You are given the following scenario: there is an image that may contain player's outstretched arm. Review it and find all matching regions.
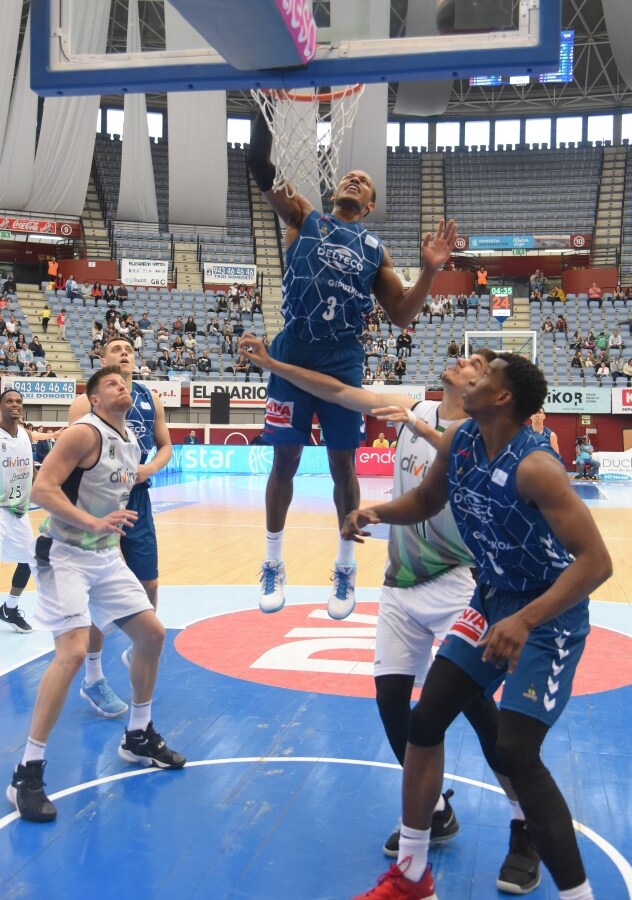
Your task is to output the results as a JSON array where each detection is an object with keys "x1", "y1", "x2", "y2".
[
  {"x1": 372, "y1": 218, "x2": 458, "y2": 327},
  {"x1": 371, "y1": 405, "x2": 456, "y2": 449},
  {"x1": 238, "y1": 334, "x2": 414, "y2": 414},
  {"x1": 247, "y1": 107, "x2": 312, "y2": 234},
  {"x1": 479, "y1": 451, "x2": 612, "y2": 673},
  {"x1": 341, "y1": 425, "x2": 455, "y2": 542},
  {"x1": 136, "y1": 393, "x2": 172, "y2": 484}
]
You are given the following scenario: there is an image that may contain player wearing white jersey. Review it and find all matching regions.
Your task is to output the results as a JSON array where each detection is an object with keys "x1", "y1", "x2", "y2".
[
  {"x1": 238, "y1": 335, "x2": 541, "y2": 895},
  {"x1": 7, "y1": 366, "x2": 185, "y2": 824},
  {"x1": 0, "y1": 389, "x2": 36, "y2": 634}
]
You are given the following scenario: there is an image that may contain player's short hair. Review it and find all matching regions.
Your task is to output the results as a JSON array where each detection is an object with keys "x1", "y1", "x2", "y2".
[
  {"x1": 0, "y1": 387, "x2": 23, "y2": 402},
  {"x1": 85, "y1": 365, "x2": 122, "y2": 402},
  {"x1": 496, "y1": 353, "x2": 547, "y2": 422},
  {"x1": 100, "y1": 335, "x2": 134, "y2": 356},
  {"x1": 474, "y1": 348, "x2": 496, "y2": 364}
]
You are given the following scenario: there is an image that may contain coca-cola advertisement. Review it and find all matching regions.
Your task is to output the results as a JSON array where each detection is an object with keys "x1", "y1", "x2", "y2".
[{"x1": 0, "y1": 217, "x2": 80, "y2": 238}]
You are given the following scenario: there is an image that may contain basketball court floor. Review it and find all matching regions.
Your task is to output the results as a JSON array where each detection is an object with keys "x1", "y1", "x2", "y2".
[{"x1": 0, "y1": 472, "x2": 630, "y2": 899}]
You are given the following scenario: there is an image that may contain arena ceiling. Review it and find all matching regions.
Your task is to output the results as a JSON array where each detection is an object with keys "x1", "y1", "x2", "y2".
[{"x1": 17, "y1": 0, "x2": 632, "y2": 119}]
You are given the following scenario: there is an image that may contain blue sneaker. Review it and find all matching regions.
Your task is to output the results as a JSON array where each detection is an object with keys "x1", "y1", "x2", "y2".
[
  {"x1": 328, "y1": 562, "x2": 357, "y2": 620},
  {"x1": 80, "y1": 677, "x2": 128, "y2": 718}
]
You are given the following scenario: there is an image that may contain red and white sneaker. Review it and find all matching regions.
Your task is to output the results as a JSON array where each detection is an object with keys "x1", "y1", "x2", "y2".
[{"x1": 352, "y1": 862, "x2": 437, "y2": 899}]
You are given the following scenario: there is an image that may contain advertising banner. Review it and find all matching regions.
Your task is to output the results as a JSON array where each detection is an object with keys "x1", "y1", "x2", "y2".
[
  {"x1": 0, "y1": 216, "x2": 81, "y2": 238},
  {"x1": 141, "y1": 380, "x2": 181, "y2": 407},
  {"x1": 121, "y1": 259, "x2": 169, "y2": 286},
  {"x1": 1, "y1": 377, "x2": 76, "y2": 405},
  {"x1": 594, "y1": 449, "x2": 632, "y2": 481},
  {"x1": 611, "y1": 387, "x2": 632, "y2": 414},
  {"x1": 544, "y1": 386, "x2": 611, "y2": 414},
  {"x1": 203, "y1": 263, "x2": 257, "y2": 284},
  {"x1": 463, "y1": 234, "x2": 592, "y2": 252},
  {"x1": 190, "y1": 380, "x2": 268, "y2": 408}
]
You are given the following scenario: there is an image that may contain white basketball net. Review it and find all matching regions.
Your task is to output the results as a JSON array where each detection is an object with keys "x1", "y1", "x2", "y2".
[{"x1": 250, "y1": 85, "x2": 365, "y2": 198}]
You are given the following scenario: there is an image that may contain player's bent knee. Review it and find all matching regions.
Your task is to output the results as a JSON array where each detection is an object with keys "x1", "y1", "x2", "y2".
[
  {"x1": 11, "y1": 562, "x2": 31, "y2": 591},
  {"x1": 408, "y1": 701, "x2": 447, "y2": 747}
]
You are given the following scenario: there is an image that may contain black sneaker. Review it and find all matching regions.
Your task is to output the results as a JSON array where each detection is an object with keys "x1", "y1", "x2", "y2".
[
  {"x1": 382, "y1": 789, "x2": 460, "y2": 858},
  {"x1": 118, "y1": 721, "x2": 186, "y2": 770},
  {"x1": 6, "y1": 760, "x2": 57, "y2": 822},
  {"x1": 0, "y1": 603, "x2": 32, "y2": 633},
  {"x1": 496, "y1": 820, "x2": 541, "y2": 895}
]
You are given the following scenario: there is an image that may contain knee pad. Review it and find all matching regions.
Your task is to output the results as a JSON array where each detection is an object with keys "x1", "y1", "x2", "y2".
[{"x1": 11, "y1": 562, "x2": 31, "y2": 591}]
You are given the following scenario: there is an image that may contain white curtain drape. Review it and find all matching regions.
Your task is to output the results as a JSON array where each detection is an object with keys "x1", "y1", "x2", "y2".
[
  {"x1": 394, "y1": 0, "x2": 453, "y2": 117},
  {"x1": 0, "y1": 0, "x2": 23, "y2": 146},
  {"x1": 117, "y1": 0, "x2": 159, "y2": 223},
  {"x1": 25, "y1": 0, "x2": 110, "y2": 215},
  {"x1": 0, "y1": 15, "x2": 38, "y2": 209},
  {"x1": 603, "y1": 0, "x2": 632, "y2": 91},
  {"x1": 165, "y1": 1, "x2": 227, "y2": 226},
  {"x1": 332, "y1": 0, "x2": 389, "y2": 220}
]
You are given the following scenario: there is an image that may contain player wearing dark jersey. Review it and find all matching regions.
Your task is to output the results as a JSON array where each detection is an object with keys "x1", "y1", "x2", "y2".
[
  {"x1": 248, "y1": 105, "x2": 457, "y2": 621},
  {"x1": 344, "y1": 354, "x2": 611, "y2": 900},
  {"x1": 528, "y1": 407, "x2": 559, "y2": 455},
  {"x1": 68, "y1": 337, "x2": 172, "y2": 718}
]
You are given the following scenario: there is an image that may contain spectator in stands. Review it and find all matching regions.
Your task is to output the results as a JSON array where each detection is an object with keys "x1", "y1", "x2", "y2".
[
  {"x1": 185, "y1": 348, "x2": 198, "y2": 375},
  {"x1": 156, "y1": 324, "x2": 170, "y2": 350},
  {"x1": 28, "y1": 336, "x2": 46, "y2": 365},
  {"x1": 138, "y1": 312, "x2": 153, "y2": 332},
  {"x1": 42, "y1": 363, "x2": 57, "y2": 377},
  {"x1": 235, "y1": 355, "x2": 250, "y2": 377},
  {"x1": 608, "y1": 329, "x2": 623, "y2": 354},
  {"x1": 548, "y1": 286, "x2": 566, "y2": 304},
  {"x1": 576, "y1": 436, "x2": 600, "y2": 479},
  {"x1": 396, "y1": 328, "x2": 412, "y2": 358},
  {"x1": 570, "y1": 349, "x2": 584, "y2": 376},
  {"x1": 455, "y1": 293, "x2": 467, "y2": 316},
  {"x1": 115, "y1": 314, "x2": 130, "y2": 337},
  {"x1": 172, "y1": 335, "x2": 185, "y2": 353},
  {"x1": 132, "y1": 329, "x2": 143, "y2": 352},
  {"x1": 116, "y1": 284, "x2": 128, "y2": 306},
  {"x1": 623, "y1": 358, "x2": 632, "y2": 385},
  {"x1": 4, "y1": 340, "x2": 18, "y2": 369},
  {"x1": 447, "y1": 339, "x2": 459, "y2": 358},
  {"x1": 103, "y1": 284, "x2": 116, "y2": 304},
  {"x1": 467, "y1": 290, "x2": 479, "y2": 311},
  {"x1": 542, "y1": 317, "x2": 554, "y2": 334},
  {"x1": 251, "y1": 293, "x2": 263, "y2": 316},
  {"x1": 91, "y1": 282, "x2": 102, "y2": 307},
  {"x1": 5, "y1": 315, "x2": 19, "y2": 338},
  {"x1": 80, "y1": 281, "x2": 91, "y2": 307},
  {"x1": 17, "y1": 341, "x2": 33, "y2": 372},
  {"x1": 385, "y1": 331, "x2": 397, "y2": 354},
  {"x1": 105, "y1": 304, "x2": 117, "y2": 326},
  {"x1": 26, "y1": 362, "x2": 38, "y2": 377},
  {"x1": 55, "y1": 273, "x2": 66, "y2": 291},
  {"x1": 184, "y1": 332, "x2": 197, "y2": 353},
  {"x1": 92, "y1": 321, "x2": 104, "y2": 342},
  {"x1": 394, "y1": 358, "x2": 407, "y2": 380},
  {"x1": 157, "y1": 349, "x2": 172, "y2": 373},
  {"x1": 262, "y1": 333, "x2": 270, "y2": 349},
  {"x1": 362, "y1": 366, "x2": 373, "y2": 385},
  {"x1": 216, "y1": 293, "x2": 228, "y2": 313},
  {"x1": 386, "y1": 370, "x2": 400, "y2": 385},
  {"x1": 221, "y1": 333, "x2": 233, "y2": 356},
  {"x1": 372, "y1": 432, "x2": 390, "y2": 448},
  {"x1": 0, "y1": 345, "x2": 5, "y2": 369},
  {"x1": 476, "y1": 265, "x2": 488, "y2": 297},
  {"x1": 582, "y1": 330, "x2": 595, "y2": 352},
  {"x1": 232, "y1": 320, "x2": 245, "y2": 340},
  {"x1": 587, "y1": 282, "x2": 603, "y2": 308},
  {"x1": 39, "y1": 303, "x2": 51, "y2": 334},
  {"x1": 569, "y1": 329, "x2": 583, "y2": 350},
  {"x1": 441, "y1": 295, "x2": 453, "y2": 317},
  {"x1": 172, "y1": 316, "x2": 184, "y2": 336},
  {"x1": 374, "y1": 364, "x2": 386, "y2": 384},
  {"x1": 170, "y1": 348, "x2": 186, "y2": 372},
  {"x1": 56, "y1": 308, "x2": 67, "y2": 340},
  {"x1": 428, "y1": 297, "x2": 444, "y2": 323},
  {"x1": 529, "y1": 287, "x2": 543, "y2": 307},
  {"x1": 137, "y1": 357, "x2": 152, "y2": 380},
  {"x1": 184, "y1": 430, "x2": 200, "y2": 445},
  {"x1": 381, "y1": 355, "x2": 395, "y2": 378},
  {"x1": 3, "y1": 275, "x2": 17, "y2": 297},
  {"x1": 89, "y1": 341, "x2": 103, "y2": 369},
  {"x1": 197, "y1": 350, "x2": 212, "y2": 375},
  {"x1": 228, "y1": 282, "x2": 239, "y2": 301},
  {"x1": 529, "y1": 268, "x2": 547, "y2": 295},
  {"x1": 184, "y1": 316, "x2": 197, "y2": 336},
  {"x1": 596, "y1": 331, "x2": 609, "y2": 353},
  {"x1": 610, "y1": 357, "x2": 625, "y2": 383},
  {"x1": 247, "y1": 357, "x2": 264, "y2": 382},
  {"x1": 0, "y1": 314, "x2": 5, "y2": 337},
  {"x1": 65, "y1": 275, "x2": 79, "y2": 302},
  {"x1": 611, "y1": 284, "x2": 624, "y2": 305},
  {"x1": 584, "y1": 349, "x2": 596, "y2": 369},
  {"x1": 555, "y1": 315, "x2": 568, "y2": 336},
  {"x1": 207, "y1": 317, "x2": 220, "y2": 336}
]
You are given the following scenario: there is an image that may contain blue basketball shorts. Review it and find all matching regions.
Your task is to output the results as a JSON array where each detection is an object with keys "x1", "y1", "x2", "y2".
[
  {"x1": 120, "y1": 484, "x2": 159, "y2": 583},
  {"x1": 436, "y1": 583, "x2": 590, "y2": 727},
  {"x1": 264, "y1": 330, "x2": 365, "y2": 450}
]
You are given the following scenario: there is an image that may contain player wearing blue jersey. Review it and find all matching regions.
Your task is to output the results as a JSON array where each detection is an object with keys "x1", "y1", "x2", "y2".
[
  {"x1": 68, "y1": 337, "x2": 172, "y2": 718},
  {"x1": 343, "y1": 354, "x2": 611, "y2": 900},
  {"x1": 248, "y1": 107, "x2": 457, "y2": 620},
  {"x1": 528, "y1": 407, "x2": 559, "y2": 454}
]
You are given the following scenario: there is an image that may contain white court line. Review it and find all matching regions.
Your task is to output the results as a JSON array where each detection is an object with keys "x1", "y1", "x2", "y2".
[{"x1": 0, "y1": 757, "x2": 630, "y2": 896}]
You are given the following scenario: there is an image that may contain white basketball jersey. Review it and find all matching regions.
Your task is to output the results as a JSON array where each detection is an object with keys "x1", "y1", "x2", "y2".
[{"x1": 0, "y1": 425, "x2": 33, "y2": 516}]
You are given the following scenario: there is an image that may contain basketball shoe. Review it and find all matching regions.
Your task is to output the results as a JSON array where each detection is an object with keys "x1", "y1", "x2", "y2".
[
  {"x1": 259, "y1": 559, "x2": 286, "y2": 613},
  {"x1": 496, "y1": 820, "x2": 541, "y2": 894},
  {"x1": 6, "y1": 760, "x2": 57, "y2": 822},
  {"x1": 80, "y1": 677, "x2": 128, "y2": 718},
  {"x1": 118, "y1": 721, "x2": 186, "y2": 769},
  {"x1": 383, "y1": 790, "x2": 459, "y2": 858},
  {"x1": 328, "y1": 562, "x2": 357, "y2": 619},
  {"x1": 352, "y1": 861, "x2": 437, "y2": 900},
  {"x1": 0, "y1": 603, "x2": 32, "y2": 633}
]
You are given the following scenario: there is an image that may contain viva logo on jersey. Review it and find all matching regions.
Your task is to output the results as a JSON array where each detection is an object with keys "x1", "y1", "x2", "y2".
[
  {"x1": 449, "y1": 607, "x2": 488, "y2": 647},
  {"x1": 265, "y1": 398, "x2": 294, "y2": 428}
]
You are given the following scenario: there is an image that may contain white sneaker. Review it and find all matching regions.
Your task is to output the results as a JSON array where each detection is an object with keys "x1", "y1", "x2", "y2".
[
  {"x1": 259, "y1": 560, "x2": 287, "y2": 613},
  {"x1": 328, "y1": 562, "x2": 357, "y2": 620}
]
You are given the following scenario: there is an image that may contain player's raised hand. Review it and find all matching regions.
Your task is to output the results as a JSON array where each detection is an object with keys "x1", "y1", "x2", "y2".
[
  {"x1": 238, "y1": 333, "x2": 271, "y2": 368},
  {"x1": 421, "y1": 218, "x2": 458, "y2": 272},
  {"x1": 371, "y1": 405, "x2": 410, "y2": 424},
  {"x1": 341, "y1": 508, "x2": 381, "y2": 543}
]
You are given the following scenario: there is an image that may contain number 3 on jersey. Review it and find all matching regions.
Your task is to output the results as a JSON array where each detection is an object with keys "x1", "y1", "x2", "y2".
[{"x1": 322, "y1": 296, "x2": 337, "y2": 321}]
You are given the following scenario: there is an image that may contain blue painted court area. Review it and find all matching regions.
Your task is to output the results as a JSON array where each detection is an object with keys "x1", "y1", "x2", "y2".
[{"x1": 1, "y1": 474, "x2": 631, "y2": 899}]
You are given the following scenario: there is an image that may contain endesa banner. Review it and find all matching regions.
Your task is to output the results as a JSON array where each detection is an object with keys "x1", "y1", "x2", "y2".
[
  {"x1": 121, "y1": 259, "x2": 168, "y2": 286},
  {"x1": 203, "y1": 263, "x2": 257, "y2": 284},
  {"x1": 356, "y1": 448, "x2": 396, "y2": 476}
]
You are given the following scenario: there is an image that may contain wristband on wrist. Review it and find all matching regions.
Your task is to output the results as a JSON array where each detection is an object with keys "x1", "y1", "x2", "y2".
[{"x1": 405, "y1": 408, "x2": 418, "y2": 431}]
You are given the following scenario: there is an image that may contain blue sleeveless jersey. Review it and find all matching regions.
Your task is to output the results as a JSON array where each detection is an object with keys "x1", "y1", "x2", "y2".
[
  {"x1": 126, "y1": 382, "x2": 156, "y2": 465},
  {"x1": 282, "y1": 211, "x2": 383, "y2": 344},
  {"x1": 526, "y1": 425, "x2": 552, "y2": 444},
  {"x1": 448, "y1": 420, "x2": 573, "y2": 592}
]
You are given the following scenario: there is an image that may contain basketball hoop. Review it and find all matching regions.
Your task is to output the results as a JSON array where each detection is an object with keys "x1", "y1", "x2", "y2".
[{"x1": 250, "y1": 84, "x2": 365, "y2": 198}]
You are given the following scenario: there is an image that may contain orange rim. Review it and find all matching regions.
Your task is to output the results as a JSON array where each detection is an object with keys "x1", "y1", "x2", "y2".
[{"x1": 259, "y1": 84, "x2": 363, "y2": 102}]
